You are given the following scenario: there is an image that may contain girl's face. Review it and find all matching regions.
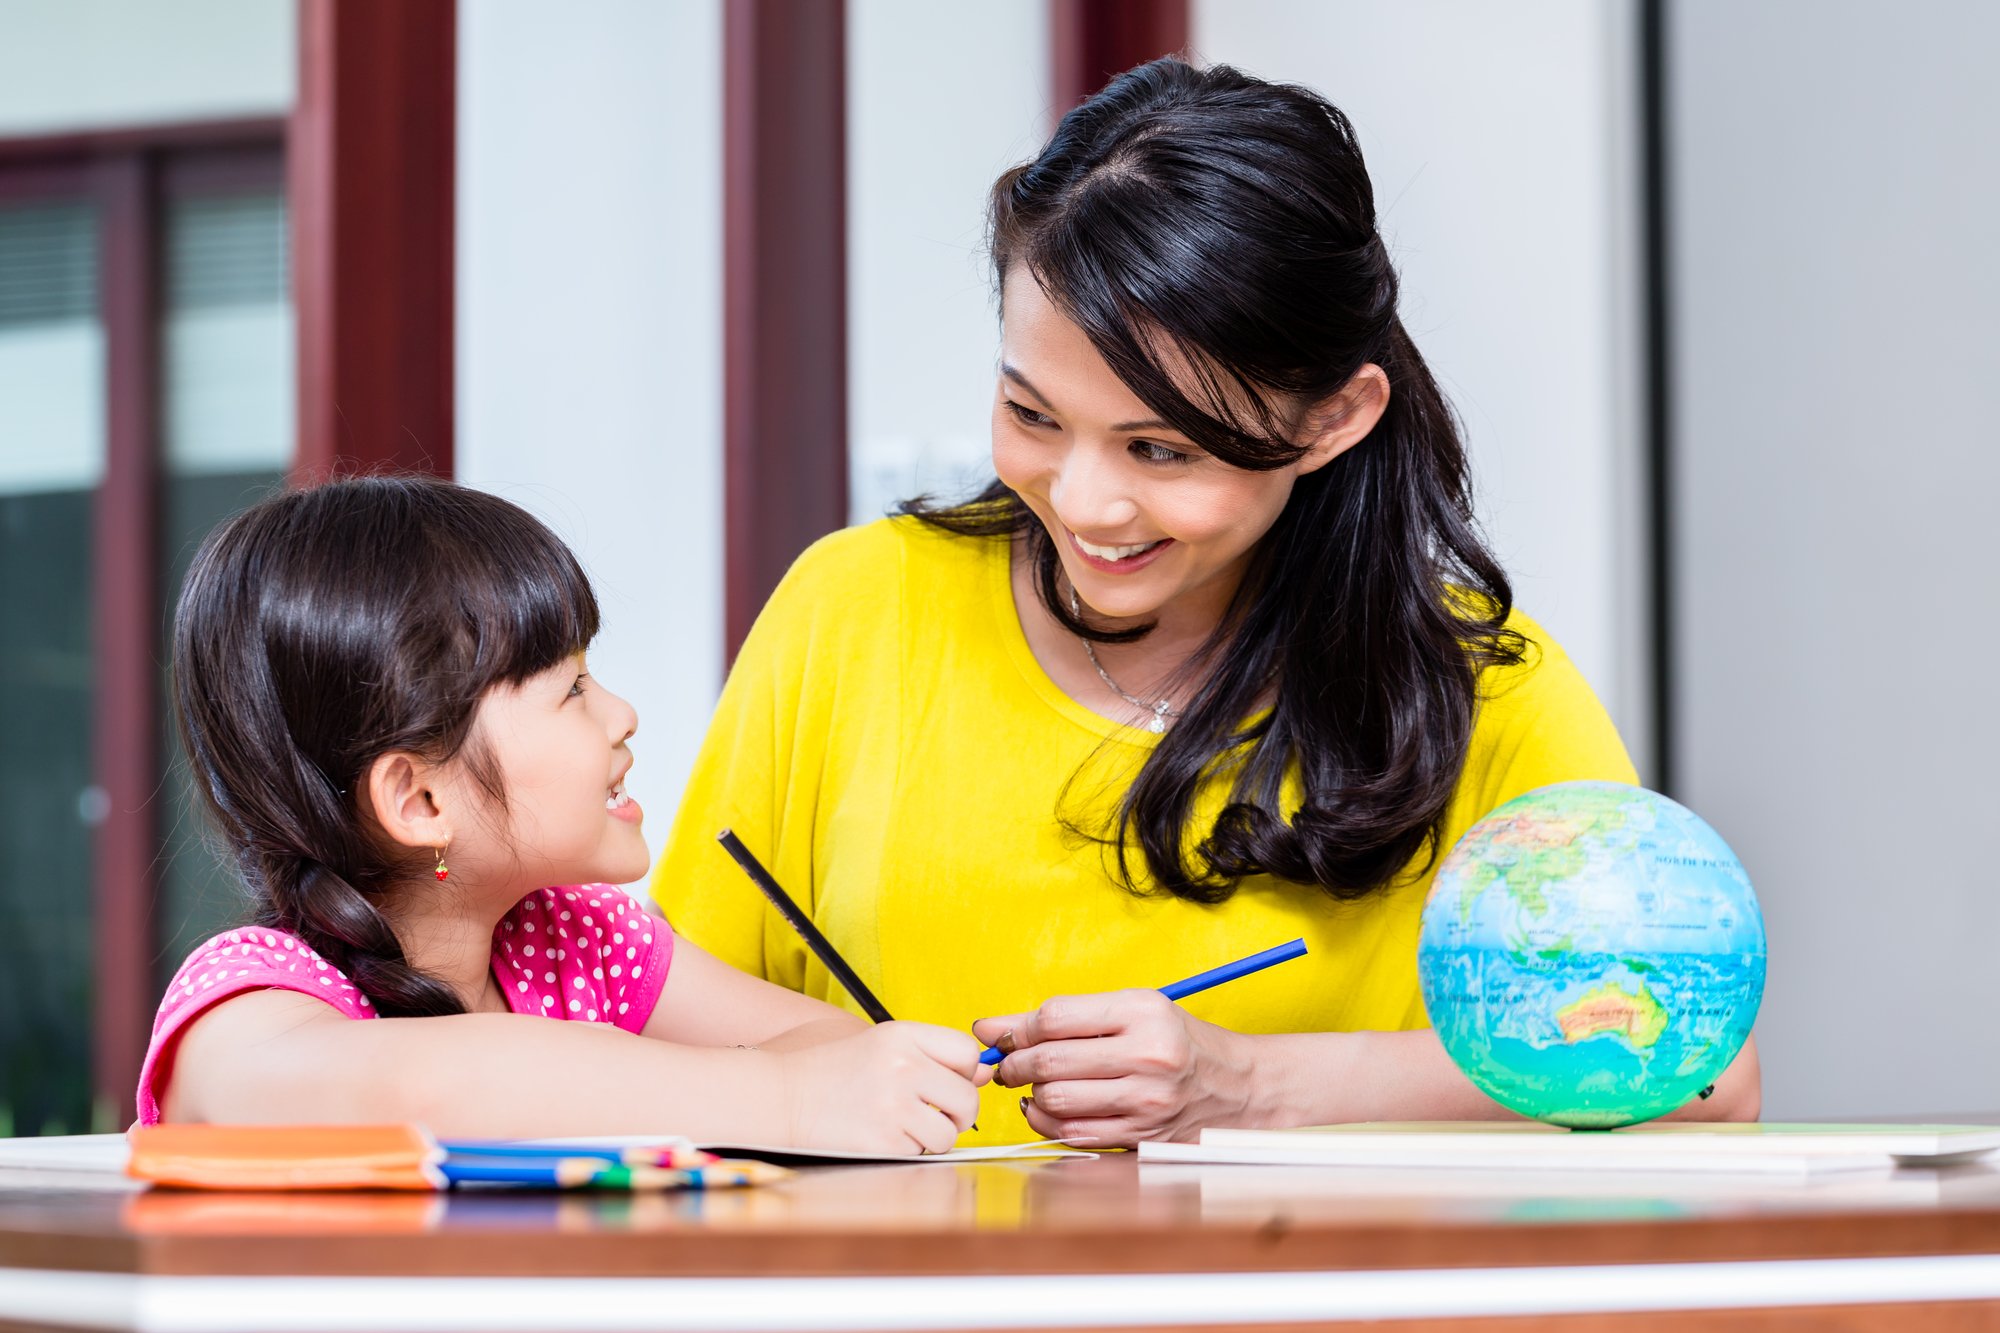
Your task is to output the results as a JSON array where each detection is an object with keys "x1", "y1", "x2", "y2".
[
  {"x1": 990, "y1": 268, "x2": 1344, "y2": 627},
  {"x1": 453, "y1": 656, "x2": 649, "y2": 892}
]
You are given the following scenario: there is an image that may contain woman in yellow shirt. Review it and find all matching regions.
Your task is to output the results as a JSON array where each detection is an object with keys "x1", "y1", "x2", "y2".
[{"x1": 654, "y1": 58, "x2": 1759, "y2": 1146}]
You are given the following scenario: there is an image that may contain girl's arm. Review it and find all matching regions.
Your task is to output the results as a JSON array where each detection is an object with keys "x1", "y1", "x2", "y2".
[
  {"x1": 975, "y1": 991, "x2": 1759, "y2": 1146},
  {"x1": 639, "y1": 933, "x2": 868, "y2": 1050},
  {"x1": 165, "y1": 989, "x2": 978, "y2": 1151}
]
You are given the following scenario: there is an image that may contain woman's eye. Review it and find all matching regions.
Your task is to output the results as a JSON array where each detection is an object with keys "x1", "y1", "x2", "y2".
[
  {"x1": 568, "y1": 674, "x2": 588, "y2": 699},
  {"x1": 1004, "y1": 399, "x2": 1055, "y2": 429},
  {"x1": 1132, "y1": 440, "x2": 1192, "y2": 465}
]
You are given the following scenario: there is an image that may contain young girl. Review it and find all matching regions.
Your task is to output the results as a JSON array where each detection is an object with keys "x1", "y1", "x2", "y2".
[{"x1": 141, "y1": 476, "x2": 987, "y2": 1153}]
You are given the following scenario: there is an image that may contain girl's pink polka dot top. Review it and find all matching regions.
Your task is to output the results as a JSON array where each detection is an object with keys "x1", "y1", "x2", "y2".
[{"x1": 136, "y1": 885, "x2": 673, "y2": 1125}]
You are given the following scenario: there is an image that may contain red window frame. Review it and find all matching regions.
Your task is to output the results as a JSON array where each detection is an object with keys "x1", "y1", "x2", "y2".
[
  {"x1": 0, "y1": 121, "x2": 285, "y2": 1116},
  {"x1": 0, "y1": 0, "x2": 455, "y2": 1115}
]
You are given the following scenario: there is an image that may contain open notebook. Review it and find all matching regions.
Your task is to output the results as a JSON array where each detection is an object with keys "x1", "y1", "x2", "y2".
[
  {"x1": 0, "y1": 1131, "x2": 1089, "y2": 1184},
  {"x1": 512, "y1": 1135, "x2": 1092, "y2": 1165},
  {"x1": 1135, "y1": 1121, "x2": 2000, "y2": 1176}
]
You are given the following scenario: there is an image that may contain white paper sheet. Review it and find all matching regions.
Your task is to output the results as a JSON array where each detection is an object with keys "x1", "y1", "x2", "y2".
[
  {"x1": 515, "y1": 1135, "x2": 1094, "y2": 1164},
  {"x1": 0, "y1": 1133, "x2": 129, "y2": 1173}
]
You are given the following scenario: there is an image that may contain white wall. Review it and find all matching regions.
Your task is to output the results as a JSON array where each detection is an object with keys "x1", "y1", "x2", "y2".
[
  {"x1": 455, "y1": 0, "x2": 725, "y2": 868},
  {"x1": 1670, "y1": 0, "x2": 2000, "y2": 1117},
  {"x1": 845, "y1": 0, "x2": 1051, "y2": 522},
  {"x1": 450, "y1": 0, "x2": 1655, "y2": 880},
  {"x1": 0, "y1": 0, "x2": 292, "y2": 136},
  {"x1": 1190, "y1": 0, "x2": 1654, "y2": 777}
]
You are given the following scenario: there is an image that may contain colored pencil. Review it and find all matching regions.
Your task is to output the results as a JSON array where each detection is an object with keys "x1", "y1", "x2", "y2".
[
  {"x1": 1159, "y1": 937, "x2": 1310, "y2": 1002},
  {"x1": 439, "y1": 1155, "x2": 643, "y2": 1188},
  {"x1": 979, "y1": 937, "x2": 1309, "y2": 1066},
  {"x1": 717, "y1": 828, "x2": 896, "y2": 1024},
  {"x1": 440, "y1": 1140, "x2": 707, "y2": 1168}
]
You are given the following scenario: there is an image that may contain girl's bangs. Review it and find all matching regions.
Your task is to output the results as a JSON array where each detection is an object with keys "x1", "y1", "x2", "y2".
[{"x1": 452, "y1": 514, "x2": 602, "y2": 689}]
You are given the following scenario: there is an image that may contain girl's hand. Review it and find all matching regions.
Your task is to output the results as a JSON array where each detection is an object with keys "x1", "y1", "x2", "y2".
[
  {"x1": 775, "y1": 1021, "x2": 990, "y2": 1155},
  {"x1": 973, "y1": 990, "x2": 1254, "y2": 1147}
]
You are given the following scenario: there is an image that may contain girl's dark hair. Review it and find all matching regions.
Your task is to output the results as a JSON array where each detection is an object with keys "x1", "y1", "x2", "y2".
[
  {"x1": 904, "y1": 57, "x2": 1524, "y2": 904},
  {"x1": 172, "y1": 475, "x2": 600, "y2": 1015}
]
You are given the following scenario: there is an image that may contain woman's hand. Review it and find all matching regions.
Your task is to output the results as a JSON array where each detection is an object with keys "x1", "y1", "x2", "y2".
[
  {"x1": 973, "y1": 990, "x2": 1255, "y2": 1147},
  {"x1": 775, "y1": 1021, "x2": 991, "y2": 1155}
]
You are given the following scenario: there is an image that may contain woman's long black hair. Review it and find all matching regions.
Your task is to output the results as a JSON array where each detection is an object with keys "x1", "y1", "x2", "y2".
[
  {"x1": 171, "y1": 476, "x2": 600, "y2": 1014},
  {"x1": 905, "y1": 58, "x2": 1525, "y2": 904}
]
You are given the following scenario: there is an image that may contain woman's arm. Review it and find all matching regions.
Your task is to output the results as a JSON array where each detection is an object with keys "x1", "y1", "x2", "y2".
[
  {"x1": 166, "y1": 989, "x2": 978, "y2": 1152},
  {"x1": 1248, "y1": 1027, "x2": 1759, "y2": 1125},
  {"x1": 975, "y1": 992, "x2": 1759, "y2": 1145}
]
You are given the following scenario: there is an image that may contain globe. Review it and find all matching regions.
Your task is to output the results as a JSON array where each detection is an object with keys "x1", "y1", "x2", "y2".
[{"x1": 1416, "y1": 781, "x2": 1765, "y2": 1129}]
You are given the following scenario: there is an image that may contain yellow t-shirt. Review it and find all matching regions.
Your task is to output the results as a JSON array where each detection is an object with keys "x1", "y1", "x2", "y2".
[{"x1": 652, "y1": 517, "x2": 1637, "y2": 1142}]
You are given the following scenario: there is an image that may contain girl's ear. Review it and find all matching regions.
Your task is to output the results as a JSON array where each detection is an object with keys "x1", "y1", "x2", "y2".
[
  {"x1": 363, "y1": 750, "x2": 453, "y2": 852},
  {"x1": 1295, "y1": 363, "x2": 1390, "y2": 476}
]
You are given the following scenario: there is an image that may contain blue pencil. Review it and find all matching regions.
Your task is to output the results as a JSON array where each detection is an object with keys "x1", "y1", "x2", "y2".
[
  {"x1": 439, "y1": 1155, "x2": 618, "y2": 1187},
  {"x1": 441, "y1": 1140, "x2": 627, "y2": 1164},
  {"x1": 978, "y1": 937, "x2": 1308, "y2": 1066}
]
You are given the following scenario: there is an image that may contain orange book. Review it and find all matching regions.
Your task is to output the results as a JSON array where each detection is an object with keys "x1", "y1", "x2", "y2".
[{"x1": 127, "y1": 1124, "x2": 446, "y2": 1191}]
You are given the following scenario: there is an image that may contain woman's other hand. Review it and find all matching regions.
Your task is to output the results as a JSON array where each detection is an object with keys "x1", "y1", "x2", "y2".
[
  {"x1": 776, "y1": 1021, "x2": 991, "y2": 1155},
  {"x1": 973, "y1": 990, "x2": 1253, "y2": 1147}
]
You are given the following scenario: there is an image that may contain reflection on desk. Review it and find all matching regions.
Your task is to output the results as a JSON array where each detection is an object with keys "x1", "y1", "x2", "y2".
[{"x1": 6, "y1": 1142, "x2": 2000, "y2": 1330}]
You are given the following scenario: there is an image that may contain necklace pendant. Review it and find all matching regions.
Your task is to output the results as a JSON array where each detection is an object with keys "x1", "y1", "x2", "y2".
[{"x1": 1149, "y1": 706, "x2": 1169, "y2": 734}]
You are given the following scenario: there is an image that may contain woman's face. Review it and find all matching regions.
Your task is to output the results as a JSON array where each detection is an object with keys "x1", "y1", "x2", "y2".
[{"x1": 990, "y1": 268, "x2": 1355, "y2": 627}]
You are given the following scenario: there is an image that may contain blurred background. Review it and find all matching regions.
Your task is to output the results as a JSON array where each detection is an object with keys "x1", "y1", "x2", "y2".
[{"x1": 0, "y1": 0, "x2": 1992, "y2": 1135}]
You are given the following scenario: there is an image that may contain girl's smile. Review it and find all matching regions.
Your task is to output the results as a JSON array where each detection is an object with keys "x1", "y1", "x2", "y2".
[{"x1": 607, "y1": 770, "x2": 642, "y2": 823}]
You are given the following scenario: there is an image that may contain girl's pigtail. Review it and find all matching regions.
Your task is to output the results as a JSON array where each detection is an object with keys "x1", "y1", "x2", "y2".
[{"x1": 263, "y1": 853, "x2": 464, "y2": 1018}]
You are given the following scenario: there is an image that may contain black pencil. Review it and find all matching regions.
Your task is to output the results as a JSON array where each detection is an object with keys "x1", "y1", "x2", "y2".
[{"x1": 716, "y1": 828, "x2": 895, "y2": 1024}]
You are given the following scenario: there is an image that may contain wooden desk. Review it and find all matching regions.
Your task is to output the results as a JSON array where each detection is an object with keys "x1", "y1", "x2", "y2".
[{"x1": 5, "y1": 1153, "x2": 2000, "y2": 1331}]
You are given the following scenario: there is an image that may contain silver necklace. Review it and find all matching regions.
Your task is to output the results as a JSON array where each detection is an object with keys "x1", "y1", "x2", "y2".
[{"x1": 1069, "y1": 587, "x2": 1181, "y2": 733}]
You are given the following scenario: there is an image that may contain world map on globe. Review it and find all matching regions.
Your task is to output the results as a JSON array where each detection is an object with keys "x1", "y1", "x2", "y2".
[{"x1": 1417, "y1": 781, "x2": 1766, "y2": 1128}]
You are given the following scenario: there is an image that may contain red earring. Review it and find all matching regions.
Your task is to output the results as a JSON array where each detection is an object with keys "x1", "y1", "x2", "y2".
[{"x1": 434, "y1": 844, "x2": 449, "y2": 882}]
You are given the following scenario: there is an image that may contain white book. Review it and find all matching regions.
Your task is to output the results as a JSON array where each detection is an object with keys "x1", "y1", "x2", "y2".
[
  {"x1": 1143, "y1": 1159, "x2": 2000, "y2": 1205},
  {"x1": 1137, "y1": 1121, "x2": 2000, "y2": 1176}
]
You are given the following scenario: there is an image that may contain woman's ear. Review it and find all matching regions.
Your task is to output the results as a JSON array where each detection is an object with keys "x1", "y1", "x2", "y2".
[
  {"x1": 1295, "y1": 363, "x2": 1390, "y2": 475},
  {"x1": 363, "y1": 751, "x2": 453, "y2": 853}
]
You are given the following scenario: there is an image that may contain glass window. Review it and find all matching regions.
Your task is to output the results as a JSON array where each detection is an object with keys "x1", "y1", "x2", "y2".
[
  {"x1": 0, "y1": 195, "x2": 103, "y2": 1136},
  {"x1": 0, "y1": 145, "x2": 289, "y2": 1135},
  {"x1": 156, "y1": 179, "x2": 293, "y2": 982}
]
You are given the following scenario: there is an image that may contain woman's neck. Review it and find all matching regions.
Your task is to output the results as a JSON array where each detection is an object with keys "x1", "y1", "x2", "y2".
[
  {"x1": 387, "y1": 883, "x2": 514, "y2": 1013},
  {"x1": 1011, "y1": 537, "x2": 1247, "y2": 727}
]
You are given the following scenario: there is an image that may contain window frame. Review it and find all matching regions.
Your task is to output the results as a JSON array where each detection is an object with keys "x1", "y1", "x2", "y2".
[{"x1": 0, "y1": 119, "x2": 284, "y2": 1121}]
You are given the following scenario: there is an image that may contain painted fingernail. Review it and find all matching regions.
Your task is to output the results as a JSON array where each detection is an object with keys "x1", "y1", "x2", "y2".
[
  {"x1": 1018, "y1": 1095, "x2": 1034, "y2": 1117},
  {"x1": 997, "y1": 1029, "x2": 1017, "y2": 1054}
]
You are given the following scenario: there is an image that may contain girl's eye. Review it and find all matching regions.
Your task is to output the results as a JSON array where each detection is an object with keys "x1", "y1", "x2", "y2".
[
  {"x1": 1132, "y1": 440, "x2": 1193, "y2": 465},
  {"x1": 1004, "y1": 399, "x2": 1055, "y2": 429},
  {"x1": 567, "y1": 674, "x2": 588, "y2": 699}
]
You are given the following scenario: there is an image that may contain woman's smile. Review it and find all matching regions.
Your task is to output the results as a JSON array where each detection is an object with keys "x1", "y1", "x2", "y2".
[{"x1": 1067, "y1": 528, "x2": 1174, "y2": 574}]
